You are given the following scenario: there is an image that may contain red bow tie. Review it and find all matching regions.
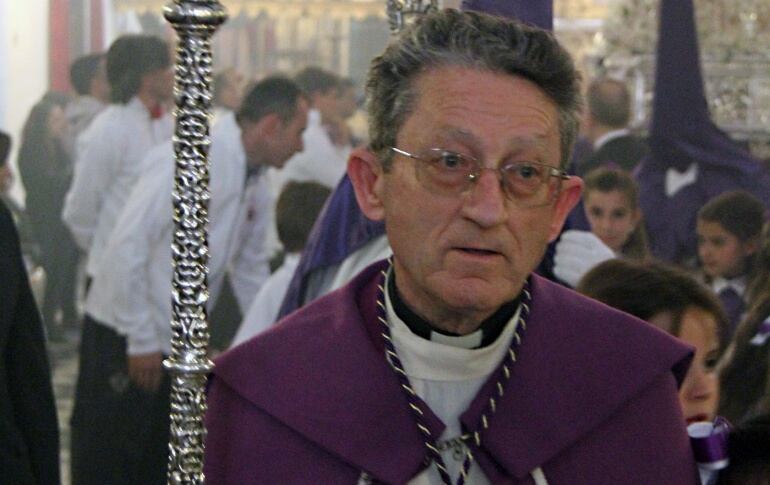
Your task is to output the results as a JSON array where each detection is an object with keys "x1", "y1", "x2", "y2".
[{"x1": 149, "y1": 104, "x2": 164, "y2": 120}]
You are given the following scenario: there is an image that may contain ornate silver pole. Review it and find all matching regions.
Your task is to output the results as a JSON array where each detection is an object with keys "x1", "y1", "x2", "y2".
[
  {"x1": 162, "y1": 1, "x2": 227, "y2": 483},
  {"x1": 386, "y1": 0, "x2": 439, "y2": 33}
]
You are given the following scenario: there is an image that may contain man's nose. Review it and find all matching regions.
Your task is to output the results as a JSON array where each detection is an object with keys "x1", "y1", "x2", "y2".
[{"x1": 461, "y1": 169, "x2": 507, "y2": 228}]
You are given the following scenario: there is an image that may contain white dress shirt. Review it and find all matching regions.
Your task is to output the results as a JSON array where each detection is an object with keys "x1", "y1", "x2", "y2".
[
  {"x1": 63, "y1": 97, "x2": 172, "y2": 277},
  {"x1": 711, "y1": 276, "x2": 747, "y2": 298},
  {"x1": 85, "y1": 113, "x2": 271, "y2": 355},
  {"x1": 231, "y1": 253, "x2": 301, "y2": 347}
]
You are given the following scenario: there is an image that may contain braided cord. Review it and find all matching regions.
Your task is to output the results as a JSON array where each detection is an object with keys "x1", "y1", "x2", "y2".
[{"x1": 376, "y1": 264, "x2": 531, "y2": 485}]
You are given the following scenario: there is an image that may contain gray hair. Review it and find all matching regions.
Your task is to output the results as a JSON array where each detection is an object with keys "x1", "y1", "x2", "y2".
[{"x1": 366, "y1": 9, "x2": 582, "y2": 170}]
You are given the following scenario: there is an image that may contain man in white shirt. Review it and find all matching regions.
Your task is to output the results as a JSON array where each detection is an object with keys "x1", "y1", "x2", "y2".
[
  {"x1": 70, "y1": 76, "x2": 308, "y2": 484},
  {"x1": 65, "y1": 53, "x2": 109, "y2": 159},
  {"x1": 270, "y1": 66, "x2": 350, "y2": 191},
  {"x1": 62, "y1": 35, "x2": 174, "y2": 291}
]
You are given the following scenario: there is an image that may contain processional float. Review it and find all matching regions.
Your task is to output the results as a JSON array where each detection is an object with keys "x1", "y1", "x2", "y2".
[{"x1": 162, "y1": 0, "x2": 436, "y2": 483}]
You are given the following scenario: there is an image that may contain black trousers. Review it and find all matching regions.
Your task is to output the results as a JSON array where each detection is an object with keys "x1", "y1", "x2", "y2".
[
  {"x1": 70, "y1": 317, "x2": 170, "y2": 485},
  {"x1": 35, "y1": 221, "x2": 79, "y2": 332}
]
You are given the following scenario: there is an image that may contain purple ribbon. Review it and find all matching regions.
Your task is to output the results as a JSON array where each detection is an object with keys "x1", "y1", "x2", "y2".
[
  {"x1": 750, "y1": 318, "x2": 770, "y2": 346},
  {"x1": 688, "y1": 417, "x2": 730, "y2": 468}
]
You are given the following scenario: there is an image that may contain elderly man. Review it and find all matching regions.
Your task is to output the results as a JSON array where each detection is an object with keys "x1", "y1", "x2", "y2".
[{"x1": 205, "y1": 10, "x2": 697, "y2": 484}]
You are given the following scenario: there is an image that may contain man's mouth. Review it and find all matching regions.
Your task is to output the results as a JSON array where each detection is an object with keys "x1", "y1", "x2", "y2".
[{"x1": 456, "y1": 247, "x2": 500, "y2": 256}]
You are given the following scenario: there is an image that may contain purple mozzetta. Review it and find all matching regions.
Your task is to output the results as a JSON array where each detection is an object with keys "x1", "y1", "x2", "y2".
[{"x1": 205, "y1": 260, "x2": 698, "y2": 484}]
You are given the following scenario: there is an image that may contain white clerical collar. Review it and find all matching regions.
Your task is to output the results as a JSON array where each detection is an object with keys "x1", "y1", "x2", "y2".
[
  {"x1": 593, "y1": 128, "x2": 629, "y2": 150},
  {"x1": 383, "y1": 270, "x2": 522, "y2": 382},
  {"x1": 712, "y1": 276, "x2": 747, "y2": 297}
]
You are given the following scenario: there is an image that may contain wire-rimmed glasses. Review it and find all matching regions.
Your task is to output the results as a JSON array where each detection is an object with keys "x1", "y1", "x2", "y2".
[{"x1": 390, "y1": 146, "x2": 570, "y2": 208}]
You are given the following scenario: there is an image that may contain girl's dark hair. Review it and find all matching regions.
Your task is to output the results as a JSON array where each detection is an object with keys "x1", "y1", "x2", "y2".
[
  {"x1": 746, "y1": 224, "x2": 770, "y2": 306},
  {"x1": 18, "y1": 94, "x2": 69, "y2": 167},
  {"x1": 714, "y1": 413, "x2": 770, "y2": 484},
  {"x1": 583, "y1": 167, "x2": 649, "y2": 260},
  {"x1": 718, "y1": 293, "x2": 770, "y2": 424},
  {"x1": 577, "y1": 259, "x2": 728, "y2": 354},
  {"x1": 698, "y1": 191, "x2": 765, "y2": 242}
]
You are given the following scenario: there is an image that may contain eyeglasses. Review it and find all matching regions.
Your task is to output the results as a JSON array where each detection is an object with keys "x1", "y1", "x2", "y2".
[{"x1": 390, "y1": 147, "x2": 570, "y2": 208}]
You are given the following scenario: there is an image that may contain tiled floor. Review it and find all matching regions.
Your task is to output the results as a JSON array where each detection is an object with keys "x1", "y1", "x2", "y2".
[{"x1": 49, "y1": 334, "x2": 79, "y2": 485}]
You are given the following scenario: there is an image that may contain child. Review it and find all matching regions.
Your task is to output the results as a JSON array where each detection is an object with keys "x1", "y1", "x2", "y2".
[
  {"x1": 553, "y1": 167, "x2": 648, "y2": 287},
  {"x1": 718, "y1": 223, "x2": 770, "y2": 424},
  {"x1": 577, "y1": 259, "x2": 728, "y2": 425},
  {"x1": 583, "y1": 167, "x2": 649, "y2": 259},
  {"x1": 697, "y1": 191, "x2": 765, "y2": 338},
  {"x1": 231, "y1": 181, "x2": 331, "y2": 346}
]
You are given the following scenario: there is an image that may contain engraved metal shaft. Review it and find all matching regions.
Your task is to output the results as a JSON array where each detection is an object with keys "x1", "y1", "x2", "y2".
[{"x1": 163, "y1": 1, "x2": 227, "y2": 483}]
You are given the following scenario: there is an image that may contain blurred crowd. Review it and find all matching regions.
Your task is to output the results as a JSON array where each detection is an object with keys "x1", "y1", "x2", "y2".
[{"x1": 1, "y1": 7, "x2": 769, "y2": 485}]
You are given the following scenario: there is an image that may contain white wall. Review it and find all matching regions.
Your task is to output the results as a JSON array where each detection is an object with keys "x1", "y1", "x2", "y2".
[{"x1": 0, "y1": 0, "x2": 50, "y2": 205}]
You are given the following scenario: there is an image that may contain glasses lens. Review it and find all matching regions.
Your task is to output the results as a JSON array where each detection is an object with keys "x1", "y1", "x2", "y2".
[
  {"x1": 502, "y1": 162, "x2": 561, "y2": 207},
  {"x1": 417, "y1": 149, "x2": 475, "y2": 195}
]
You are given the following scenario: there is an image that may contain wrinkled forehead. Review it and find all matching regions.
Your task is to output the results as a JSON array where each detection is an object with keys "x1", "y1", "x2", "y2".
[{"x1": 398, "y1": 68, "x2": 561, "y2": 157}]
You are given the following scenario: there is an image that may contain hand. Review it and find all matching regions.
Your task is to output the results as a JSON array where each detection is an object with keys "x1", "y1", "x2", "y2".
[
  {"x1": 127, "y1": 352, "x2": 164, "y2": 393},
  {"x1": 553, "y1": 230, "x2": 616, "y2": 288}
]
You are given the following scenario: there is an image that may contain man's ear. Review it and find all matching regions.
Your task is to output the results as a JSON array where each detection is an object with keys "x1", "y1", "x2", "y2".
[
  {"x1": 257, "y1": 113, "x2": 282, "y2": 136},
  {"x1": 548, "y1": 176, "x2": 584, "y2": 242},
  {"x1": 743, "y1": 235, "x2": 761, "y2": 257},
  {"x1": 348, "y1": 147, "x2": 386, "y2": 221}
]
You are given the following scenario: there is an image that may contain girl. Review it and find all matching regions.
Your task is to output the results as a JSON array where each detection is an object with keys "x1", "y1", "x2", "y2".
[
  {"x1": 719, "y1": 223, "x2": 770, "y2": 424},
  {"x1": 583, "y1": 167, "x2": 649, "y2": 260},
  {"x1": 17, "y1": 92, "x2": 79, "y2": 340},
  {"x1": 577, "y1": 259, "x2": 728, "y2": 425},
  {"x1": 696, "y1": 190, "x2": 765, "y2": 337}
]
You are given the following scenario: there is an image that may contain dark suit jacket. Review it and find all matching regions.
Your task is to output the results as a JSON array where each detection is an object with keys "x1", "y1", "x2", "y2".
[
  {"x1": 577, "y1": 134, "x2": 649, "y2": 177},
  {"x1": 0, "y1": 200, "x2": 60, "y2": 484}
]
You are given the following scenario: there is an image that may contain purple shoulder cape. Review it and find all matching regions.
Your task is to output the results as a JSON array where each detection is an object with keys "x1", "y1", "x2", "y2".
[{"x1": 206, "y1": 261, "x2": 697, "y2": 483}]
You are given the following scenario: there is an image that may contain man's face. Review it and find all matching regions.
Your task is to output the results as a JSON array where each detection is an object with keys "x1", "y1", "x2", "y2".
[
  {"x1": 335, "y1": 86, "x2": 357, "y2": 120},
  {"x1": 264, "y1": 98, "x2": 309, "y2": 169},
  {"x1": 313, "y1": 89, "x2": 339, "y2": 120},
  {"x1": 91, "y1": 59, "x2": 110, "y2": 103},
  {"x1": 221, "y1": 70, "x2": 245, "y2": 111},
  {"x1": 355, "y1": 66, "x2": 581, "y2": 325},
  {"x1": 145, "y1": 65, "x2": 174, "y2": 103}
]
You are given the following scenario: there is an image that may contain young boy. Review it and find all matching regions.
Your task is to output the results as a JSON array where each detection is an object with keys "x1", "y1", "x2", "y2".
[
  {"x1": 231, "y1": 181, "x2": 331, "y2": 346},
  {"x1": 697, "y1": 190, "x2": 766, "y2": 338}
]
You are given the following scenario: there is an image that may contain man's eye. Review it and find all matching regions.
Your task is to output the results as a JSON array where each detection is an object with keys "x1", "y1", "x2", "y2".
[
  {"x1": 514, "y1": 163, "x2": 541, "y2": 179},
  {"x1": 434, "y1": 152, "x2": 466, "y2": 170}
]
